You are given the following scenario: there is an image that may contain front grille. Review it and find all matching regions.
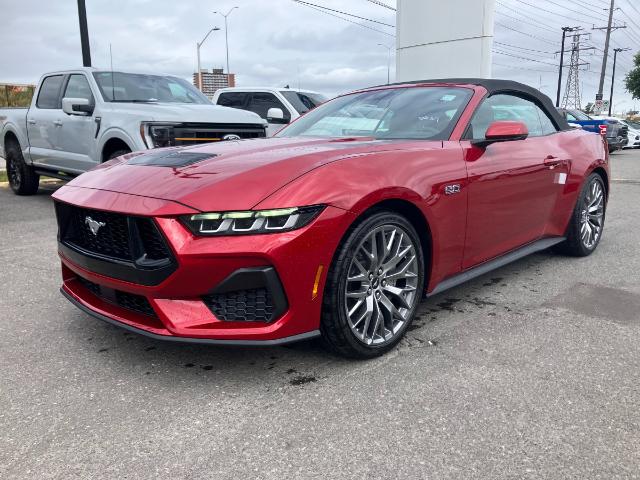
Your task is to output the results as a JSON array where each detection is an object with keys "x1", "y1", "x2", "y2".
[
  {"x1": 66, "y1": 206, "x2": 131, "y2": 260},
  {"x1": 76, "y1": 275, "x2": 157, "y2": 318},
  {"x1": 173, "y1": 122, "x2": 266, "y2": 146},
  {"x1": 203, "y1": 288, "x2": 276, "y2": 322},
  {"x1": 56, "y1": 203, "x2": 173, "y2": 264}
]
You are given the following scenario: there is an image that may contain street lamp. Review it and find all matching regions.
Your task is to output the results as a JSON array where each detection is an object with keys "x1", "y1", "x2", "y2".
[
  {"x1": 378, "y1": 43, "x2": 392, "y2": 85},
  {"x1": 213, "y1": 7, "x2": 239, "y2": 81},
  {"x1": 196, "y1": 27, "x2": 221, "y2": 91}
]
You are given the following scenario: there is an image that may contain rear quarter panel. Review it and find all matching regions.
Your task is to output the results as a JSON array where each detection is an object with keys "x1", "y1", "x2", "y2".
[
  {"x1": 0, "y1": 108, "x2": 30, "y2": 159},
  {"x1": 545, "y1": 129, "x2": 609, "y2": 236}
]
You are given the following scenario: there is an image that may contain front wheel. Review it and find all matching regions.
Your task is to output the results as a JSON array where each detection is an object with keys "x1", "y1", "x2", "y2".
[
  {"x1": 557, "y1": 173, "x2": 606, "y2": 256},
  {"x1": 321, "y1": 211, "x2": 425, "y2": 358}
]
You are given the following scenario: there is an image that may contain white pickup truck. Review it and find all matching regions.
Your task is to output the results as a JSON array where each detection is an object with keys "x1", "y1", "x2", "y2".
[{"x1": 0, "y1": 68, "x2": 267, "y2": 195}]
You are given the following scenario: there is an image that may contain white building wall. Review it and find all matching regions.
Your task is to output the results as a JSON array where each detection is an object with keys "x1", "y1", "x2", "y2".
[{"x1": 396, "y1": 0, "x2": 496, "y2": 81}]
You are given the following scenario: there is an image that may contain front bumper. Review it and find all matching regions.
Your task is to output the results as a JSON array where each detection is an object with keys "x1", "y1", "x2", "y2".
[{"x1": 54, "y1": 185, "x2": 355, "y2": 344}]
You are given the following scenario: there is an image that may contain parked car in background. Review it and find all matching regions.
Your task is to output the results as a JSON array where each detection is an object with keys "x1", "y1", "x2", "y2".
[
  {"x1": 53, "y1": 79, "x2": 608, "y2": 358},
  {"x1": 213, "y1": 87, "x2": 328, "y2": 136},
  {"x1": 0, "y1": 68, "x2": 267, "y2": 195},
  {"x1": 618, "y1": 119, "x2": 640, "y2": 149},
  {"x1": 557, "y1": 108, "x2": 627, "y2": 153}
]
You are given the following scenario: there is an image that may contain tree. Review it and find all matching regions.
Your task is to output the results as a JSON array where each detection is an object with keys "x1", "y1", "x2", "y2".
[
  {"x1": 584, "y1": 102, "x2": 595, "y2": 114},
  {"x1": 625, "y1": 52, "x2": 640, "y2": 100}
]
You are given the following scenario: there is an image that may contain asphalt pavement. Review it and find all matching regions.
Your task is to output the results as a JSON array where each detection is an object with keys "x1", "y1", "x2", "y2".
[{"x1": 1, "y1": 149, "x2": 639, "y2": 479}]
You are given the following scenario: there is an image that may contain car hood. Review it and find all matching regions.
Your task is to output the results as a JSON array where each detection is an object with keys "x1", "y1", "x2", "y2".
[
  {"x1": 107, "y1": 102, "x2": 266, "y2": 125},
  {"x1": 65, "y1": 137, "x2": 428, "y2": 212}
]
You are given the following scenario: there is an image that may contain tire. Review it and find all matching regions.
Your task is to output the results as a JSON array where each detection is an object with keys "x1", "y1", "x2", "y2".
[
  {"x1": 320, "y1": 210, "x2": 425, "y2": 358},
  {"x1": 557, "y1": 173, "x2": 606, "y2": 257},
  {"x1": 5, "y1": 139, "x2": 39, "y2": 195},
  {"x1": 106, "y1": 149, "x2": 130, "y2": 161}
]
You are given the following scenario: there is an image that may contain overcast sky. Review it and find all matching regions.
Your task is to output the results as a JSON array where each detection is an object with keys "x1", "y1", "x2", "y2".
[{"x1": 1, "y1": 0, "x2": 638, "y2": 113}]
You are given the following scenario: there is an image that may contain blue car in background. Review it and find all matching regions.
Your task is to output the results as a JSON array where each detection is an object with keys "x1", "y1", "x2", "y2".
[{"x1": 558, "y1": 108, "x2": 628, "y2": 152}]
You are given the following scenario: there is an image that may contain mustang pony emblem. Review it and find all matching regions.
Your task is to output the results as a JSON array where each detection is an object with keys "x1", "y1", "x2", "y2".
[{"x1": 85, "y1": 216, "x2": 106, "y2": 236}]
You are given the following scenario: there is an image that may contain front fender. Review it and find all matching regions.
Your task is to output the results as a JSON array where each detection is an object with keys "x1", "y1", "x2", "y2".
[{"x1": 97, "y1": 127, "x2": 141, "y2": 156}]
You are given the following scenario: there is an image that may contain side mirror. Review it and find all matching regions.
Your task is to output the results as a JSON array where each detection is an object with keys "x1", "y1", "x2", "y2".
[
  {"x1": 568, "y1": 122, "x2": 583, "y2": 130},
  {"x1": 472, "y1": 121, "x2": 529, "y2": 147},
  {"x1": 267, "y1": 107, "x2": 288, "y2": 124},
  {"x1": 62, "y1": 97, "x2": 94, "y2": 116}
]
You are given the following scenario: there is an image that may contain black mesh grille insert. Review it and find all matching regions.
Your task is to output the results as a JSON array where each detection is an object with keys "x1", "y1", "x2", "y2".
[
  {"x1": 75, "y1": 275, "x2": 157, "y2": 318},
  {"x1": 136, "y1": 218, "x2": 171, "y2": 260},
  {"x1": 203, "y1": 288, "x2": 276, "y2": 322},
  {"x1": 65, "y1": 206, "x2": 131, "y2": 260}
]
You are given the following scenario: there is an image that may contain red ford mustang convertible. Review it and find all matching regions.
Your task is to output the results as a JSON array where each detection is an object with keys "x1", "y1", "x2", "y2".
[{"x1": 53, "y1": 79, "x2": 608, "y2": 358}]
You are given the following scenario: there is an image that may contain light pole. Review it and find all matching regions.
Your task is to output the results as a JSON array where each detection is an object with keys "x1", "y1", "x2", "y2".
[
  {"x1": 608, "y1": 47, "x2": 631, "y2": 116},
  {"x1": 196, "y1": 27, "x2": 221, "y2": 91},
  {"x1": 378, "y1": 43, "x2": 392, "y2": 84},
  {"x1": 213, "y1": 7, "x2": 239, "y2": 82}
]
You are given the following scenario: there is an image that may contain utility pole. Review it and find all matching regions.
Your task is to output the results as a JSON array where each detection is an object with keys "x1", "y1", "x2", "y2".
[
  {"x1": 76, "y1": 0, "x2": 91, "y2": 67},
  {"x1": 556, "y1": 27, "x2": 578, "y2": 107},
  {"x1": 378, "y1": 43, "x2": 392, "y2": 84},
  {"x1": 609, "y1": 47, "x2": 631, "y2": 116},
  {"x1": 593, "y1": 0, "x2": 626, "y2": 113}
]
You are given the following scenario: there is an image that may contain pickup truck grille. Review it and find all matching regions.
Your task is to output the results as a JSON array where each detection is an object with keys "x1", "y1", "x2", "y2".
[{"x1": 173, "y1": 122, "x2": 266, "y2": 146}]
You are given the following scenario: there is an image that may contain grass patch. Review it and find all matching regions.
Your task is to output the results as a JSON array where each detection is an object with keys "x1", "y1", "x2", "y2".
[{"x1": 0, "y1": 170, "x2": 7, "y2": 183}]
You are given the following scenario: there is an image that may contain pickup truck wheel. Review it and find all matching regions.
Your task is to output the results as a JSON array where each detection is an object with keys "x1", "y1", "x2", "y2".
[
  {"x1": 5, "y1": 140, "x2": 39, "y2": 195},
  {"x1": 106, "y1": 149, "x2": 131, "y2": 161},
  {"x1": 320, "y1": 211, "x2": 425, "y2": 358}
]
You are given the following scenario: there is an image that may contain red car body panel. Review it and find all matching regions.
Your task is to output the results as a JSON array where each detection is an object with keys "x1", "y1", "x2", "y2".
[{"x1": 53, "y1": 80, "x2": 609, "y2": 344}]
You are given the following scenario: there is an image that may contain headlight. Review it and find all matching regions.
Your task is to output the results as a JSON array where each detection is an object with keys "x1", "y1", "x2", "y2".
[
  {"x1": 181, "y1": 205, "x2": 325, "y2": 236},
  {"x1": 140, "y1": 122, "x2": 179, "y2": 148}
]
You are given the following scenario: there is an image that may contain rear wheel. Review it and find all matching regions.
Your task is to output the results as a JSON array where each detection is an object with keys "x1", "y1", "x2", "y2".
[
  {"x1": 5, "y1": 139, "x2": 39, "y2": 195},
  {"x1": 321, "y1": 211, "x2": 425, "y2": 358},
  {"x1": 557, "y1": 173, "x2": 606, "y2": 256}
]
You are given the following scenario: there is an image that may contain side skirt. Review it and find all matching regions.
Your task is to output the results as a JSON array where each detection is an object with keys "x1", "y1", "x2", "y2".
[{"x1": 428, "y1": 236, "x2": 565, "y2": 297}]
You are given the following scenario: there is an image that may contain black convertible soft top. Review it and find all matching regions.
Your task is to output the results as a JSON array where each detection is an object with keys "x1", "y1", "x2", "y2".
[{"x1": 385, "y1": 78, "x2": 571, "y2": 131}]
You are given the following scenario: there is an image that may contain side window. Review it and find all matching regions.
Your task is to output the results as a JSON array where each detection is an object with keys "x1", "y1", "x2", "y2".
[
  {"x1": 247, "y1": 93, "x2": 290, "y2": 122},
  {"x1": 566, "y1": 112, "x2": 578, "y2": 122},
  {"x1": 468, "y1": 94, "x2": 552, "y2": 139},
  {"x1": 537, "y1": 107, "x2": 558, "y2": 135},
  {"x1": 217, "y1": 92, "x2": 247, "y2": 108},
  {"x1": 36, "y1": 75, "x2": 64, "y2": 109},
  {"x1": 64, "y1": 74, "x2": 94, "y2": 103}
]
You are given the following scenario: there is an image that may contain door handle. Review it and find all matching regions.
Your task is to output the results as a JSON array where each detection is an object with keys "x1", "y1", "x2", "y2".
[
  {"x1": 53, "y1": 120, "x2": 63, "y2": 127},
  {"x1": 544, "y1": 155, "x2": 562, "y2": 168},
  {"x1": 27, "y1": 119, "x2": 36, "y2": 125}
]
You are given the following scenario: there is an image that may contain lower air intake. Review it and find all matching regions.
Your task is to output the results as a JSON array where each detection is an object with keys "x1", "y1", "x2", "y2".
[{"x1": 203, "y1": 288, "x2": 276, "y2": 322}]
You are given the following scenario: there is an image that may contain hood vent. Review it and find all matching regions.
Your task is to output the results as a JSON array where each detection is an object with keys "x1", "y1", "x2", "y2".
[{"x1": 127, "y1": 150, "x2": 216, "y2": 168}]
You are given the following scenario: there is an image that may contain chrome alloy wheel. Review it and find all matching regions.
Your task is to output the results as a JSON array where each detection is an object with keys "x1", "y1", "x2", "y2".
[
  {"x1": 580, "y1": 178, "x2": 605, "y2": 249},
  {"x1": 344, "y1": 224, "x2": 419, "y2": 345}
]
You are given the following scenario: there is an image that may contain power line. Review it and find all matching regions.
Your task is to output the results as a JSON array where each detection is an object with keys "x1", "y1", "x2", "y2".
[
  {"x1": 291, "y1": 1, "x2": 395, "y2": 28},
  {"x1": 493, "y1": 62, "x2": 557, "y2": 73},
  {"x1": 493, "y1": 49, "x2": 560, "y2": 66},
  {"x1": 495, "y1": 22, "x2": 557, "y2": 45},
  {"x1": 542, "y1": 0, "x2": 608, "y2": 22},
  {"x1": 495, "y1": 9, "x2": 558, "y2": 34},
  {"x1": 365, "y1": 0, "x2": 396, "y2": 11},
  {"x1": 291, "y1": 1, "x2": 395, "y2": 37},
  {"x1": 513, "y1": 0, "x2": 604, "y2": 25},
  {"x1": 494, "y1": 41, "x2": 557, "y2": 55}
]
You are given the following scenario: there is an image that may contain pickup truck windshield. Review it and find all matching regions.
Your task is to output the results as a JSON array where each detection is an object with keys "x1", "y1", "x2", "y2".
[
  {"x1": 93, "y1": 72, "x2": 210, "y2": 104},
  {"x1": 276, "y1": 86, "x2": 472, "y2": 140},
  {"x1": 280, "y1": 91, "x2": 328, "y2": 114}
]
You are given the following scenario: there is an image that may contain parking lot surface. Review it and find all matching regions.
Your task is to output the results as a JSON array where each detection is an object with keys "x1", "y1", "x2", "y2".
[{"x1": 1, "y1": 149, "x2": 639, "y2": 479}]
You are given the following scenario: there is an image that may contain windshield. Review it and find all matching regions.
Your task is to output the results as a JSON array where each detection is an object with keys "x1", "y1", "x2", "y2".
[
  {"x1": 276, "y1": 86, "x2": 472, "y2": 140},
  {"x1": 93, "y1": 72, "x2": 210, "y2": 104},
  {"x1": 569, "y1": 109, "x2": 592, "y2": 121},
  {"x1": 280, "y1": 90, "x2": 328, "y2": 114}
]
